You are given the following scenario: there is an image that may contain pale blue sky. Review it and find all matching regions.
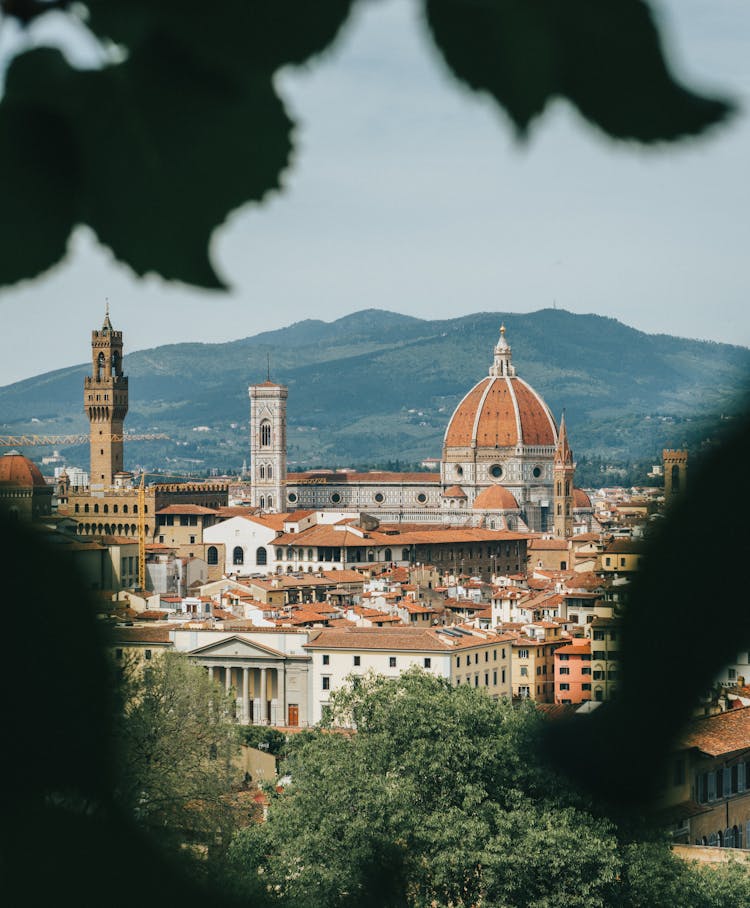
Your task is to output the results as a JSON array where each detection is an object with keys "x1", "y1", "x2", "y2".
[{"x1": 0, "y1": 0, "x2": 748, "y2": 386}]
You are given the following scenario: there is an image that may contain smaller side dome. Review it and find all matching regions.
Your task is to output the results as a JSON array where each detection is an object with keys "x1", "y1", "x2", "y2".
[
  {"x1": 573, "y1": 488, "x2": 592, "y2": 509},
  {"x1": 0, "y1": 453, "x2": 48, "y2": 488},
  {"x1": 442, "y1": 485, "x2": 467, "y2": 498},
  {"x1": 472, "y1": 485, "x2": 519, "y2": 511}
]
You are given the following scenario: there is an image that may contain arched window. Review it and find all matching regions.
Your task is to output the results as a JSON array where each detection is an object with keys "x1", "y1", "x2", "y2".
[
  {"x1": 207, "y1": 546, "x2": 218, "y2": 565},
  {"x1": 259, "y1": 465, "x2": 265, "y2": 479},
  {"x1": 256, "y1": 546, "x2": 267, "y2": 565},
  {"x1": 671, "y1": 464, "x2": 681, "y2": 491},
  {"x1": 233, "y1": 546, "x2": 244, "y2": 565},
  {"x1": 260, "y1": 420, "x2": 271, "y2": 447}
]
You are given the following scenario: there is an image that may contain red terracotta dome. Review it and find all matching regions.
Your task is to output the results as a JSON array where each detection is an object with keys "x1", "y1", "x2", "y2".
[
  {"x1": 444, "y1": 327, "x2": 557, "y2": 450},
  {"x1": 0, "y1": 453, "x2": 48, "y2": 488},
  {"x1": 472, "y1": 485, "x2": 519, "y2": 510}
]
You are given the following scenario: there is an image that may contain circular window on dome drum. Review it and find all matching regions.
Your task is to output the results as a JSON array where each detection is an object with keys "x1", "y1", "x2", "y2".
[
  {"x1": 532, "y1": 466, "x2": 542, "y2": 478},
  {"x1": 331, "y1": 492, "x2": 341, "y2": 504},
  {"x1": 490, "y1": 464, "x2": 503, "y2": 479},
  {"x1": 374, "y1": 492, "x2": 384, "y2": 503},
  {"x1": 288, "y1": 492, "x2": 297, "y2": 503},
  {"x1": 417, "y1": 493, "x2": 427, "y2": 503},
  {"x1": 455, "y1": 465, "x2": 464, "y2": 477}
]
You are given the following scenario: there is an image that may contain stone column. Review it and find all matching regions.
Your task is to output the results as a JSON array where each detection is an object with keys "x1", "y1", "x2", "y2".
[
  {"x1": 260, "y1": 667, "x2": 268, "y2": 725},
  {"x1": 276, "y1": 665, "x2": 286, "y2": 726},
  {"x1": 242, "y1": 667, "x2": 250, "y2": 725}
]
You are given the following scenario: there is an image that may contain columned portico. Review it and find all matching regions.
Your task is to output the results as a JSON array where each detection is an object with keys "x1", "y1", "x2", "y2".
[{"x1": 184, "y1": 632, "x2": 311, "y2": 728}]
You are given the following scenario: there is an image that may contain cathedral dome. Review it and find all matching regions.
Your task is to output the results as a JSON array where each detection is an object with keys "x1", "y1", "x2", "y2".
[
  {"x1": 472, "y1": 485, "x2": 519, "y2": 510},
  {"x1": 443, "y1": 327, "x2": 557, "y2": 450},
  {"x1": 0, "y1": 453, "x2": 48, "y2": 488}
]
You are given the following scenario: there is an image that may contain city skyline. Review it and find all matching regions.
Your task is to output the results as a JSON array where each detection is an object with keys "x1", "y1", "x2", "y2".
[{"x1": 0, "y1": 0, "x2": 748, "y2": 387}]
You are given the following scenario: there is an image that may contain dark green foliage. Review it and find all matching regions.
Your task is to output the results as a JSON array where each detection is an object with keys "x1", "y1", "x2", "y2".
[
  {"x1": 0, "y1": 0, "x2": 734, "y2": 289},
  {"x1": 425, "y1": 0, "x2": 732, "y2": 141}
]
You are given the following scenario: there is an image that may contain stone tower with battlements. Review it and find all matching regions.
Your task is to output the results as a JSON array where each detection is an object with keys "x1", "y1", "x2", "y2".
[
  {"x1": 553, "y1": 412, "x2": 575, "y2": 538},
  {"x1": 249, "y1": 380, "x2": 287, "y2": 512},
  {"x1": 663, "y1": 449, "x2": 688, "y2": 499},
  {"x1": 84, "y1": 307, "x2": 128, "y2": 490}
]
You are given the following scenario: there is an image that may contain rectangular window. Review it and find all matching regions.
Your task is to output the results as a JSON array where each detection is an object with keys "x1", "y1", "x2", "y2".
[
  {"x1": 322, "y1": 654, "x2": 330, "y2": 665},
  {"x1": 424, "y1": 657, "x2": 431, "y2": 668},
  {"x1": 353, "y1": 655, "x2": 361, "y2": 666},
  {"x1": 389, "y1": 656, "x2": 397, "y2": 668},
  {"x1": 322, "y1": 676, "x2": 330, "y2": 691}
]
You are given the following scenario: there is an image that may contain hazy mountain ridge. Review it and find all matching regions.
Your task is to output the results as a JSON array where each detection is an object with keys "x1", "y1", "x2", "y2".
[{"x1": 1, "y1": 308, "x2": 748, "y2": 474}]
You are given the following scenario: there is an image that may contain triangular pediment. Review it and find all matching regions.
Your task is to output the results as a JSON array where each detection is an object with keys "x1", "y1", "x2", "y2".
[{"x1": 189, "y1": 634, "x2": 285, "y2": 660}]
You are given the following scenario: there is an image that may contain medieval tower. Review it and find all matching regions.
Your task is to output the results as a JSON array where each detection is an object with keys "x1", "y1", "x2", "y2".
[
  {"x1": 249, "y1": 379, "x2": 287, "y2": 511},
  {"x1": 553, "y1": 413, "x2": 574, "y2": 538},
  {"x1": 84, "y1": 307, "x2": 128, "y2": 490},
  {"x1": 663, "y1": 449, "x2": 688, "y2": 499}
]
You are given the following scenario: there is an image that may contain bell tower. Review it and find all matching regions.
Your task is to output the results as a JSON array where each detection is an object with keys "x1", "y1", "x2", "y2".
[
  {"x1": 553, "y1": 412, "x2": 574, "y2": 538},
  {"x1": 84, "y1": 306, "x2": 128, "y2": 490},
  {"x1": 249, "y1": 378, "x2": 287, "y2": 512}
]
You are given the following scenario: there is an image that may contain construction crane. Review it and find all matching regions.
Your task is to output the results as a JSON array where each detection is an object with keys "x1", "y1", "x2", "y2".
[{"x1": 0, "y1": 433, "x2": 169, "y2": 446}]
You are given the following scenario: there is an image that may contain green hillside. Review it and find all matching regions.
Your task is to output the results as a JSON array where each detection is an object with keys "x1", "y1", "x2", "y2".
[{"x1": 1, "y1": 308, "x2": 748, "y2": 482}]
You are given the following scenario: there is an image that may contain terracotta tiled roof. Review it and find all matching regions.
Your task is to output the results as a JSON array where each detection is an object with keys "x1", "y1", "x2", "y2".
[
  {"x1": 678, "y1": 707, "x2": 750, "y2": 757},
  {"x1": 304, "y1": 625, "x2": 509, "y2": 652},
  {"x1": 444, "y1": 376, "x2": 557, "y2": 448},
  {"x1": 288, "y1": 471, "x2": 440, "y2": 484},
  {"x1": 111, "y1": 626, "x2": 172, "y2": 643},
  {"x1": 0, "y1": 453, "x2": 48, "y2": 488},
  {"x1": 472, "y1": 485, "x2": 519, "y2": 510},
  {"x1": 155, "y1": 504, "x2": 217, "y2": 515}
]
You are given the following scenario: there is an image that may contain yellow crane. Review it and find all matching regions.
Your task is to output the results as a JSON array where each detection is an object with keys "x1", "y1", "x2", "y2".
[{"x1": 0, "y1": 433, "x2": 169, "y2": 446}]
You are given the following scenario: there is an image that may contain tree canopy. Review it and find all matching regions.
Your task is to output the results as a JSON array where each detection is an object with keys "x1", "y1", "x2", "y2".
[{"x1": 226, "y1": 670, "x2": 750, "y2": 908}]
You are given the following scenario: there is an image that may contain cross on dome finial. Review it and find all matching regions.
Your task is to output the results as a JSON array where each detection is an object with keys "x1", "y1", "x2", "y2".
[{"x1": 490, "y1": 323, "x2": 515, "y2": 377}]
